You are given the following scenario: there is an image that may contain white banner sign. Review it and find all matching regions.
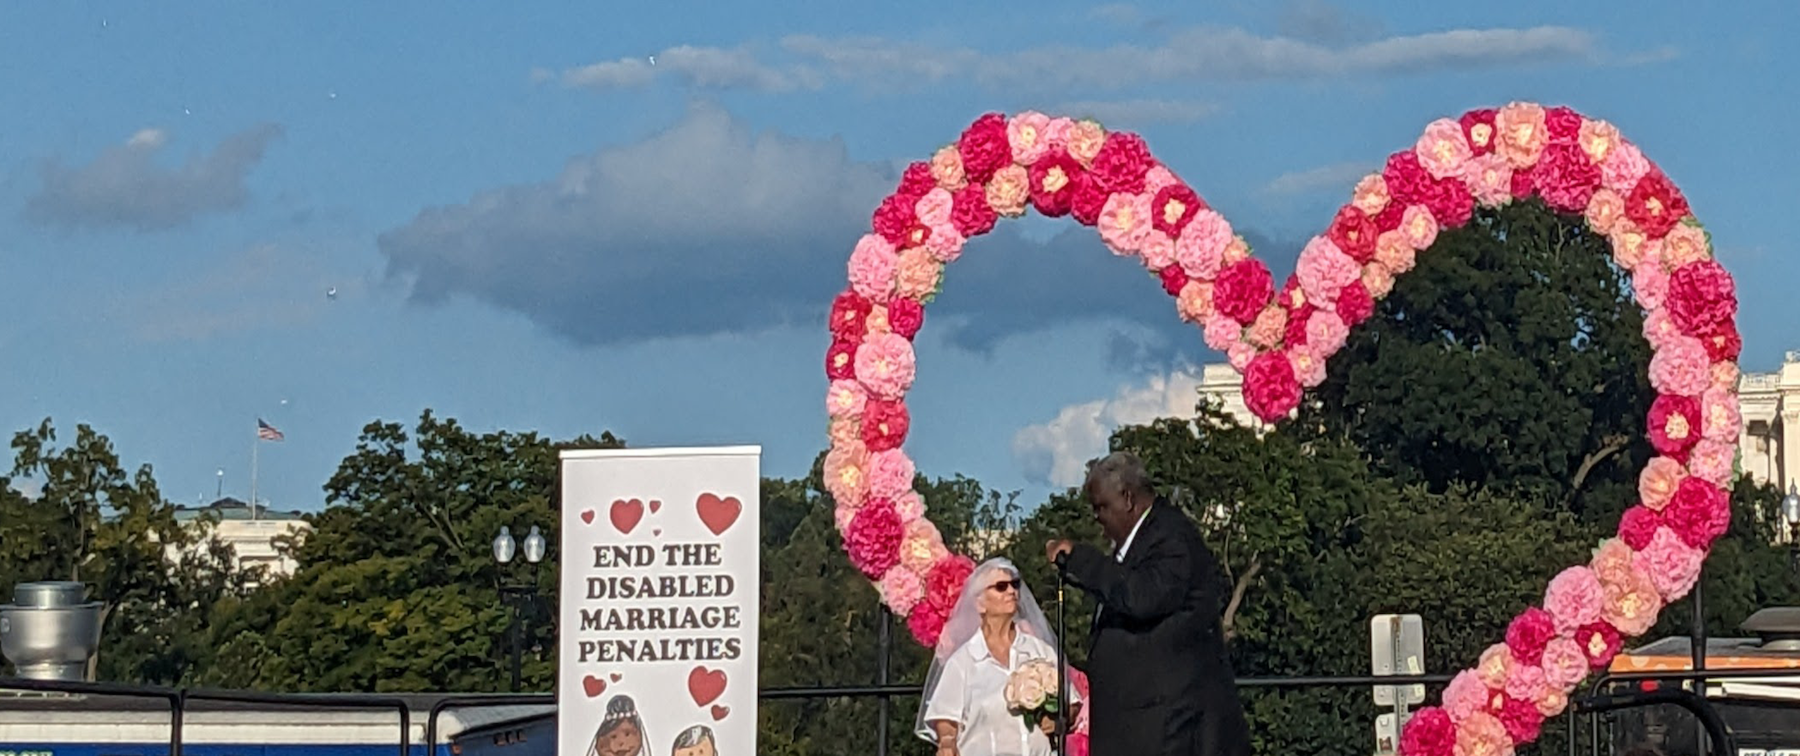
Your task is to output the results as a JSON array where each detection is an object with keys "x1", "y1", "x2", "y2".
[{"x1": 558, "y1": 446, "x2": 760, "y2": 756}]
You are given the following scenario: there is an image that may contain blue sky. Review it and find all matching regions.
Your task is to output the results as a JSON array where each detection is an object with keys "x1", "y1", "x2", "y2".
[{"x1": 0, "y1": 1, "x2": 1794, "y2": 513}]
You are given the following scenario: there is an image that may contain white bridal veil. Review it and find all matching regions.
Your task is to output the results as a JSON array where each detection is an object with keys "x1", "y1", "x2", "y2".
[{"x1": 913, "y1": 557, "x2": 1061, "y2": 744}]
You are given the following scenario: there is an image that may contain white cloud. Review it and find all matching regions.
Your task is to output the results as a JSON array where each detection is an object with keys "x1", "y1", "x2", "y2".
[
  {"x1": 1260, "y1": 161, "x2": 1377, "y2": 196},
  {"x1": 557, "y1": 45, "x2": 818, "y2": 93},
  {"x1": 25, "y1": 123, "x2": 283, "y2": 232},
  {"x1": 1013, "y1": 369, "x2": 1207, "y2": 487}
]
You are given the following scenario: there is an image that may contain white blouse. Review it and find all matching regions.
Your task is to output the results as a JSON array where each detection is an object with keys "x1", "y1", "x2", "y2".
[{"x1": 923, "y1": 630, "x2": 1082, "y2": 756}]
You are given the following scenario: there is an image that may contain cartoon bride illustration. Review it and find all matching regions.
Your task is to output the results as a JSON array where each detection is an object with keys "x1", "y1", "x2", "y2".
[{"x1": 586, "y1": 695, "x2": 650, "y2": 756}]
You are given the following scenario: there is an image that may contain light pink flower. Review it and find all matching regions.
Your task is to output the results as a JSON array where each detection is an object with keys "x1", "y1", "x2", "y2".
[
  {"x1": 848, "y1": 234, "x2": 899, "y2": 301},
  {"x1": 894, "y1": 247, "x2": 943, "y2": 301},
  {"x1": 1463, "y1": 153, "x2": 1514, "y2": 207},
  {"x1": 1544, "y1": 566, "x2": 1604, "y2": 634},
  {"x1": 866, "y1": 449, "x2": 916, "y2": 500},
  {"x1": 1585, "y1": 188, "x2": 1626, "y2": 237},
  {"x1": 1476, "y1": 643, "x2": 1515, "y2": 690},
  {"x1": 1067, "y1": 120, "x2": 1106, "y2": 166},
  {"x1": 833, "y1": 502, "x2": 857, "y2": 535},
  {"x1": 1701, "y1": 388, "x2": 1741, "y2": 441},
  {"x1": 1416, "y1": 118, "x2": 1475, "y2": 179},
  {"x1": 986, "y1": 164, "x2": 1031, "y2": 217},
  {"x1": 1296, "y1": 236, "x2": 1361, "y2": 307},
  {"x1": 1288, "y1": 345, "x2": 1328, "y2": 388},
  {"x1": 1176, "y1": 281, "x2": 1215, "y2": 322},
  {"x1": 1601, "y1": 562, "x2": 1663, "y2": 636},
  {"x1": 1540, "y1": 639, "x2": 1589, "y2": 690},
  {"x1": 1203, "y1": 313, "x2": 1243, "y2": 351},
  {"x1": 827, "y1": 379, "x2": 868, "y2": 419},
  {"x1": 1374, "y1": 230, "x2": 1417, "y2": 274},
  {"x1": 1609, "y1": 222, "x2": 1649, "y2": 271},
  {"x1": 879, "y1": 564, "x2": 925, "y2": 615},
  {"x1": 1140, "y1": 229, "x2": 1177, "y2": 271},
  {"x1": 915, "y1": 188, "x2": 955, "y2": 227},
  {"x1": 823, "y1": 441, "x2": 870, "y2": 507},
  {"x1": 1144, "y1": 165, "x2": 1180, "y2": 193},
  {"x1": 1455, "y1": 711, "x2": 1514, "y2": 756},
  {"x1": 924, "y1": 222, "x2": 966, "y2": 262},
  {"x1": 1306, "y1": 309, "x2": 1350, "y2": 355},
  {"x1": 1442, "y1": 670, "x2": 1491, "y2": 723},
  {"x1": 1536, "y1": 689, "x2": 1570, "y2": 718},
  {"x1": 1632, "y1": 261, "x2": 1669, "y2": 311},
  {"x1": 1223, "y1": 235, "x2": 1251, "y2": 264},
  {"x1": 1711, "y1": 361, "x2": 1740, "y2": 391},
  {"x1": 1601, "y1": 141, "x2": 1650, "y2": 196},
  {"x1": 1504, "y1": 663, "x2": 1548, "y2": 705},
  {"x1": 1042, "y1": 117, "x2": 1074, "y2": 149},
  {"x1": 1495, "y1": 102, "x2": 1549, "y2": 168},
  {"x1": 899, "y1": 519, "x2": 947, "y2": 573},
  {"x1": 1248, "y1": 306, "x2": 1287, "y2": 348},
  {"x1": 1007, "y1": 111, "x2": 1053, "y2": 165},
  {"x1": 1227, "y1": 341, "x2": 1256, "y2": 370},
  {"x1": 1098, "y1": 192, "x2": 1153, "y2": 254},
  {"x1": 1641, "y1": 309, "x2": 1681, "y2": 351},
  {"x1": 827, "y1": 417, "x2": 859, "y2": 448},
  {"x1": 930, "y1": 145, "x2": 967, "y2": 190},
  {"x1": 1639, "y1": 457, "x2": 1686, "y2": 511},
  {"x1": 1662, "y1": 223, "x2": 1711, "y2": 269},
  {"x1": 1352, "y1": 173, "x2": 1391, "y2": 215},
  {"x1": 854, "y1": 332, "x2": 917, "y2": 399},
  {"x1": 1649, "y1": 336, "x2": 1711, "y2": 397},
  {"x1": 1688, "y1": 439, "x2": 1734, "y2": 487},
  {"x1": 1363, "y1": 262, "x2": 1396, "y2": 299},
  {"x1": 894, "y1": 491, "x2": 926, "y2": 523},
  {"x1": 1635, "y1": 527, "x2": 1705, "y2": 601},
  {"x1": 1176, "y1": 209, "x2": 1232, "y2": 279},
  {"x1": 1592, "y1": 539, "x2": 1636, "y2": 586},
  {"x1": 1578, "y1": 119, "x2": 1622, "y2": 164},
  {"x1": 1401, "y1": 204, "x2": 1440, "y2": 250}
]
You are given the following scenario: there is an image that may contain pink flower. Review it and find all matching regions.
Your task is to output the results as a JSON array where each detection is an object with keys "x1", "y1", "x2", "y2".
[
  {"x1": 1203, "y1": 313, "x2": 1243, "y2": 352},
  {"x1": 1401, "y1": 204, "x2": 1440, "y2": 250},
  {"x1": 929, "y1": 145, "x2": 966, "y2": 190},
  {"x1": 1632, "y1": 261, "x2": 1669, "y2": 311},
  {"x1": 1505, "y1": 608, "x2": 1557, "y2": 665},
  {"x1": 1584, "y1": 188, "x2": 1626, "y2": 237},
  {"x1": 848, "y1": 234, "x2": 899, "y2": 301},
  {"x1": 1243, "y1": 351, "x2": 1302, "y2": 420},
  {"x1": 1540, "y1": 638, "x2": 1589, "y2": 690},
  {"x1": 861, "y1": 398, "x2": 909, "y2": 451},
  {"x1": 879, "y1": 564, "x2": 925, "y2": 615},
  {"x1": 1247, "y1": 304, "x2": 1288, "y2": 348},
  {"x1": 1152, "y1": 183, "x2": 1203, "y2": 237},
  {"x1": 1329, "y1": 205, "x2": 1379, "y2": 263},
  {"x1": 1711, "y1": 361, "x2": 1740, "y2": 391},
  {"x1": 1416, "y1": 118, "x2": 1475, "y2": 179},
  {"x1": 1533, "y1": 142, "x2": 1602, "y2": 214},
  {"x1": 1504, "y1": 664, "x2": 1548, "y2": 707},
  {"x1": 1649, "y1": 394, "x2": 1703, "y2": 460},
  {"x1": 1576, "y1": 623, "x2": 1623, "y2": 669},
  {"x1": 1066, "y1": 120, "x2": 1107, "y2": 167},
  {"x1": 1375, "y1": 230, "x2": 1418, "y2": 274},
  {"x1": 1227, "y1": 341, "x2": 1256, "y2": 370},
  {"x1": 1662, "y1": 223, "x2": 1711, "y2": 268},
  {"x1": 1098, "y1": 192, "x2": 1153, "y2": 254},
  {"x1": 823, "y1": 441, "x2": 870, "y2": 507},
  {"x1": 899, "y1": 519, "x2": 948, "y2": 574},
  {"x1": 1499, "y1": 695, "x2": 1544, "y2": 744},
  {"x1": 1666, "y1": 260, "x2": 1737, "y2": 339},
  {"x1": 1641, "y1": 309, "x2": 1681, "y2": 351},
  {"x1": 915, "y1": 187, "x2": 955, "y2": 227},
  {"x1": 1495, "y1": 102, "x2": 1549, "y2": 168},
  {"x1": 1578, "y1": 118, "x2": 1622, "y2": 164},
  {"x1": 957, "y1": 113, "x2": 1011, "y2": 183},
  {"x1": 1043, "y1": 117, "x2": 1074, "y2": 149},
  {"x1": 854, "y1": 332, "x2": 917, "y2": 399},
  {"x1": 1600, "y1": 562, "x2": 1663, "y2": 636},
  {"x1": 1609, "y1": 222, "x2": 1649, "y2": 271},
  {"x1": 845, "y1": 496, "x2": 903, "y2": 579},
  {"x1": 985, "y1": 164, "x2": 1031, "y2": 217},
  {"x1": 827, "y1": 417, "x2": 859, "y2": 448},
  {"x1": 1637, "y1": 526, "x2": 1705, "y2": 600},
  {"x1": 924, "y1": 222, "x2": 965, "y2": 262},
  {"x1": 1296, "y1": 236, "x2": 1362, "y2": 307},
  {"x1": 1400, "y1": 707, "x2": 1456, "y2": 756},
  {"x1": 1443, "y1": 671, "x2": 1492, "y2": 723},
  {"x1": 1362, "y1": 262, "x2": 1396, "y2": 299},
  {"x1": 826, "y1": 379, "x2": 868, "y2": 420},
  {"x1": 1619, "y1": 505, "x2": 1663, "y2": 550},
  {"x1": 1305, "y1": 309, "x2": 1350, "y2": 355},
  {"x1": 1688, "y1": 439, "x2": 1734, "y2": 487},
  {"x1": 1601, "y1": 141, "x2": 1650, "y2": 196},
  {"x1": 1463, "y1": 153, "x2": 1514, "y2": 207},
  {"x1": 894, "y1": 247, "x2": 942, "y2": 302},
  {"x1": 1144, "y1": 165, "x2": 1180, "y2": 193},
  {"x1": 1537, "y1": 688, "x2": 1569, "y2": 719},
  {"x1": 1638, "y1": 456, "x2": 1687, "y2": 511},
  {"x1": 1649, "y1": 336, "x2": 1711, "y2": 397},
  {"x1": 1628, "y1": 169, "x2": 1691, "y2": 239},
  {"x1": 893, "y1": 491, "x2": 926, "y2": 523},
  {"x1": 1288, "y1": 345, "x2": 1328, "y2": 388},
  {"x1": 866, "y1": 449, "x2": 916, "y2": 500},
  {"x1": 1665, "y1": 476, "x2": 1729, "y2": 549},
  {"x1": 1140, "y1": 229, "x2": 1177, "y2": 271},
  {"x1": 1007, "y1": 111, "x2": 1053, "y2": 165},
  {"x1": 888, "y1": 298, "x2": 924, "y2": 339},
  {"x1": 1454, "y1": 711, "x2": 1514, "y2": 756},
  {"x1": 1177, "y1": 281, "x2": 1215, "y2": 323},
  {"x1": 1477, "y1": 643, "x2": 1515, "y2": 690},
  {"x1": 906, "y1": 598, "x2": 949, "y2": 646},
  {"x1": 1592, "y1": 539, "x2": 1636, "y2": 587},
  {"x1": 1089, "y1": 131, "x2": 1155, "y2": 194},
  {"x1": 951, "y1": 183, "x2": 999, "y2": 238},
  {"x1": 1176, "y1": 209, "x2": 1231, "y2": 279},
  {"x1": 1215, "y1": 259, "x2": 1275, "y2": 324},
  {"x1": 833, "y1": 502, "x2": 856, "y2": 535},
  {"x1": 1353, "y1": 173, "x2": 1391, "y2": 215},
  {"x1": 1543, "y1": 566, "x2": 1604, "y2": 634}
]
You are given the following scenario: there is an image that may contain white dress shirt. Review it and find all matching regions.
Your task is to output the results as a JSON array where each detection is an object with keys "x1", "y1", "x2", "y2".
[
  {"x1": 1113, "y1": 506, "x2": 1153, "y2": 562},
  {"x1": 923, "y1": 628, "x2": 1083, "y2": 756}
]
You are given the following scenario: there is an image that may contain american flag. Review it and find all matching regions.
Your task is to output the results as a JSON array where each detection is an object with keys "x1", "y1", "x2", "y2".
[{"x1": 256, "y1": 418, "x2": 284, "y2": 442}]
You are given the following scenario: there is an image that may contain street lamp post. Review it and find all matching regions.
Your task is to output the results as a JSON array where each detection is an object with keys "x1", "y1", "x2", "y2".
[
  {"x1": 493, "y1": 525, "x2": 547, "y2": 692},
  {"x1": 1782, "y1": 482, "x2": 1800, "y2": 571}
]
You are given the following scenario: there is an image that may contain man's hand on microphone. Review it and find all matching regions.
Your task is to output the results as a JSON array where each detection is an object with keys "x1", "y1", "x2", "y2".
[{"x1": 1045, "y1": 538, "x2": 1074, "y2": 565}]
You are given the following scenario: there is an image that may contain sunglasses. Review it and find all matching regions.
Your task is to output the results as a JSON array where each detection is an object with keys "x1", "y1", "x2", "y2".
[{"x1": 989, "y1": 579, "x2": 1021, "y2": 594}]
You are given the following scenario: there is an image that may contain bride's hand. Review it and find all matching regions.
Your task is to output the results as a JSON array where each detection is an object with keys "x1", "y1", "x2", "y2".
[
  {"x1": 937, "y1": 741, "x2": 960, "y2": 756},
  {"x1": 1038, "y1": 716, "x2": 1057, "y2": 736}
]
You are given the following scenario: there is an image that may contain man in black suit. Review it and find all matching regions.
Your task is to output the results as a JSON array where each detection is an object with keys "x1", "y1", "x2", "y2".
[{"x1": 1047, "y1": 451, "x2": 1251, "y2": 756}]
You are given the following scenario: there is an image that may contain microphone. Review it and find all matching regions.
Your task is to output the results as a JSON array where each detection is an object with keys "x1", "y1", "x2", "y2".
[{"x1": 1055, "y1": 566, "x2": 1069, "y2": 755}]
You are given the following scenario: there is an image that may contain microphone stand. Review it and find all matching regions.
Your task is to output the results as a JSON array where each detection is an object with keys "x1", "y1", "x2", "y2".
[{"x1": 1055, "y1": 563, "x2": 1069, "y2": 755}]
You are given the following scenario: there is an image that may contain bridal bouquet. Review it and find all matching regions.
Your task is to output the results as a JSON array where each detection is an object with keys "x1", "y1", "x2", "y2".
[{"x1": 1003, "y1": 658, "x2": 1064, "y2": 727}]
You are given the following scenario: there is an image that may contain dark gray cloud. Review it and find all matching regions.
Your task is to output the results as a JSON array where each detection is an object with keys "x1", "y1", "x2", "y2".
[
  {"x1": 25, "y1": 124, "x2": 283, "y2": 232},
  {"x1": 377, "y1": 104, "x2": 1304, "y2": 351}
]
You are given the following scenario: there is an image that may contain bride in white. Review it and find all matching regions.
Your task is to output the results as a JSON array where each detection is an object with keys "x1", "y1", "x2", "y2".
[{"x1": 916, "y1": 557, "x2": 1082, "y2": 756}]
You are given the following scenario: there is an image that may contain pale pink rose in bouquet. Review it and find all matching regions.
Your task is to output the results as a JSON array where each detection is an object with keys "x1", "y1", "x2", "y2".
[{"x1": 1003, "y1": 658, "x2": 1068, "y2": 726}]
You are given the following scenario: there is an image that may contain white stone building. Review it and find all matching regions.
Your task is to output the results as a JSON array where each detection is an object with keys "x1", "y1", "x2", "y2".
[{"x1": 169, "y1": 498, "x2": 311, "y2": 581}]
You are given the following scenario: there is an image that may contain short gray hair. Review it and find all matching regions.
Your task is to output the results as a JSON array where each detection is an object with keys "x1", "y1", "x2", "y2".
[
  {"x1": 673, "y1": 725, "x2": 714, "y2": 749},
  {"x1": 1084, "y1": 451, "x2": 1154, "y2": 499}
]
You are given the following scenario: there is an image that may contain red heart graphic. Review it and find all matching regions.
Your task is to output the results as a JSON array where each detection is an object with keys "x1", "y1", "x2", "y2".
[
  {"x1": 609, "y1": 499, "x2": 644, "y2": 535},
  {"x1": 649, "y1": 499, "x2": 662, "y2": 513},
  {"x1": 609, "y1": 673, "x2": 621, "y2": 683},
  {"x1": 687, "y1": 666, "x2": 727, "y2": 706},
  {"x1": 580, "y1": 509, "x2": 595, "y2": 525},
  {"x1": 582, "y1": 675, "x2": 606, "y2": 698},
  {"x1": 710, "y1": 704, "x2": 729, "y2": 721},
  {"x1": 696, "y1": 493, "x2": 741, "y2": 536}
]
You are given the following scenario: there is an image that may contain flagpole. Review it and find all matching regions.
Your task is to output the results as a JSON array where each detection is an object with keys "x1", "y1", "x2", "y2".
[{"x1": 250, "y1": 424, "x2": 260, "y2": 522}]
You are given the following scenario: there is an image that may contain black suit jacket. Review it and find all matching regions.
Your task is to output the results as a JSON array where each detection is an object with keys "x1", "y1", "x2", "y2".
[{"x1": 1061, "y1": 500, "x2": 1251, "y2": 756}]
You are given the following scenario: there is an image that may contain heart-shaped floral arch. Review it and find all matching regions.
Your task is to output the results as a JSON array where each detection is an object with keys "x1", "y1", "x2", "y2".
[{"x1": 820, "y1": 103, "x2": 1739, "y2": 756}]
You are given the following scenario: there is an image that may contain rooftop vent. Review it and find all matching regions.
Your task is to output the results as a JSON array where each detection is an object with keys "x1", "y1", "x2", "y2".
[
  {"x1": 1740, "y1": 606, "x2": 1800, "y2": 652},
  {"x1": 0, "y1": 581, "x2": 104, "y2": 681}
]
